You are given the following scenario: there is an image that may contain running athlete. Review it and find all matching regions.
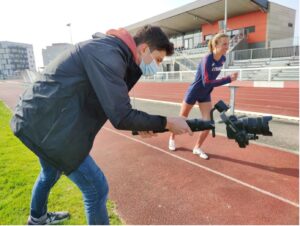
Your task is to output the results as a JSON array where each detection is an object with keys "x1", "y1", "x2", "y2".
[{"x1": 168, "y1": 33, "x2": 238, "y2": 159}]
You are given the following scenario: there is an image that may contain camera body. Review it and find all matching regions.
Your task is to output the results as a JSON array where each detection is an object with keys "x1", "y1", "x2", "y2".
[{"x1": 211, "y1": 100, "x2": 272, "y2": 148}]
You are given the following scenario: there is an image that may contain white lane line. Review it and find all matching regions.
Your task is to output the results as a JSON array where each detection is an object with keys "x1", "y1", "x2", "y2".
[{"x1": 104, "y1": 127, "x2": 299, "y2": 208}]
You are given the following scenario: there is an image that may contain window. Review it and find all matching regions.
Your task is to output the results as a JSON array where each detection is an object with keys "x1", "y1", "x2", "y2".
[
  {"x1": 193, "y1": 31, "x2": 201, "y2": 48},
  {"x1": 176, "y1": 36, "x2": 183, "y2": 48},
  {"x1": 245, "y1": 26, "x2": 255, "y2": 34},
  {"x1": 288, "y1": 23, "x2": 293, "y2": 28},
  {"x1": 218, "y1": 20, "x2": 225, "y2": 30}
]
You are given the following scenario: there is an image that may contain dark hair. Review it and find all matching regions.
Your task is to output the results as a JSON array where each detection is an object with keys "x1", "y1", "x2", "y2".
[{"x1": 133, "y1": 25, "x2": 174, "y2": 56}]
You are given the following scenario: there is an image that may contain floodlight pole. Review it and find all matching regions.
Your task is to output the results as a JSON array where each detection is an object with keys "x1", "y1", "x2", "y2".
[
  {"x1": 224, "y1": 0, "x2": 227, "y2": 33},
  {"x1": 66, "y1": 23, "x2": 73, "y2": 44}
]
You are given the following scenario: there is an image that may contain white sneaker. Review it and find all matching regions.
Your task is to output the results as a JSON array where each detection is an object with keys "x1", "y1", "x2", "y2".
[
  {"x1": 168, "y1": 139, "x2": 176, "y2": 151},
  {"x1": 193, "y1": 148, "x2": 209, "y2": 159}
]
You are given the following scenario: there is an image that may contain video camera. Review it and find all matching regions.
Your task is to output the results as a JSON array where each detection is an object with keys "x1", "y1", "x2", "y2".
[
  {"x1": 132, "y1": 100, "x2": 273, "y2": 148},
  {"x1": 210, "y1": 100, "x2": 272, "y2": 148}
]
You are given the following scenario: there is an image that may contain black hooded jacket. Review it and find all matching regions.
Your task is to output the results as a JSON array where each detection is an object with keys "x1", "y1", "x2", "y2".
[{"x1": 10, "y1": 32, "x2": 166, "y2": 174}]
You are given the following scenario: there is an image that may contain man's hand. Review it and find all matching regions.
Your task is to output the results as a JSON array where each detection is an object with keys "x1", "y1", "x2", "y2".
[
  {"x1": 166, "y1": 117, "x2": 193, "y2": 135},
  {"x1": 230, "y1": 72, "x2": 238, "y2": 81},
  {"x1": 137, "y1": 131, "x2": 157, "y2": 138}
]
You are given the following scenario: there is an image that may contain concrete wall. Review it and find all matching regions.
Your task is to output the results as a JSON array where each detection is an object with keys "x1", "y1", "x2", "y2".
[{"x1": 266, "y1": 2, "x2": 296, "y2": 48}]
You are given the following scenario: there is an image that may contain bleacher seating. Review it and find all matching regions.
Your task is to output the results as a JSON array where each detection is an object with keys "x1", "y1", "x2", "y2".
[
  {"x1": 164, "y1": 34, "x2": 247, "y2": 72},
  {"x1": 228, "y1": 56, "x2": 299, "y2": 81},
  {"x1": 162, "y1": 34, "x2": 299, "y2": 82}
]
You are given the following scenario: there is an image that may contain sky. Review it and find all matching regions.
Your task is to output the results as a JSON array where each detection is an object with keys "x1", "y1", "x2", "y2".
[{"x1": 1, "y1": 0, "x2": 298, "y2": 68}]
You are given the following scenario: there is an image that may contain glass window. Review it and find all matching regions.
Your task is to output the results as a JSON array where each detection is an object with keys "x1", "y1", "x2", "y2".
[
  {"x1": 177, "y1": 36, "x2": 183, "y2": 48},
  {"x1": 194, "y1": 31, "x2": 201, "y2": 48},
  {"x1": 245, "y1": 26, "x2": 255, "y2": 34},
  {"x1": 184, "y1": 39, "x2": 189, "y2": 49},
  {"x1": 189, "y1": 39, "x2": 194, "y2": 49}
]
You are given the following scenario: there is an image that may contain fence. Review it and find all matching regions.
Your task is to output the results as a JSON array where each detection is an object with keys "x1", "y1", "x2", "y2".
[
  {"x1": 141, "y1": 66, "x2": 299, "y2": 82},
  {"x1": 231, "y1": 46, "x2": 299, "y2": 61}
]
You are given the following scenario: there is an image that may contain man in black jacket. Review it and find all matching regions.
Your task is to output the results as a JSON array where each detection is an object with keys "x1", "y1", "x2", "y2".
[{"x1": 11, "y1": 25, "x2": 192, "y2": 225}]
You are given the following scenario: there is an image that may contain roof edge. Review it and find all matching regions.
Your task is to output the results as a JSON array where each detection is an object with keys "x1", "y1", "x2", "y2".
[
  {"x1": 125, "y1": 0, "x2": 218, "y2": 30},
  {"x1": 250, "y1": 0, "x2": 268, "y2": 11}
]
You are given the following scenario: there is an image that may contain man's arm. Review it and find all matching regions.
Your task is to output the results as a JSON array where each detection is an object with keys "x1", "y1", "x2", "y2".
[{"x1": 78, "y1": 42, "x2": 191, "y2": 135}]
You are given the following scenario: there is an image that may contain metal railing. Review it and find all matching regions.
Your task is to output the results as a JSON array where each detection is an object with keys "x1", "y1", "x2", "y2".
[
  {"x1": 231, "y1": 46, "x2": 299, "y2": 61},
  {"x1": 140, "y1": 66, "x2": 299, "y2": 82}
]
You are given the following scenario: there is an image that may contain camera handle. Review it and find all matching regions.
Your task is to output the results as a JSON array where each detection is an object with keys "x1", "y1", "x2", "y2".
[
  {"x1": 132, "y1": 118, "x2": 214, "y2": 135},
  {"x1": 210, "y1": 106, "x2": 242, "y2": 138},
  {"x1": 210, "y1": 100, "x2": 230, "y2": 137},
  {"x1": 210, "y1": 107, "x2": 216, "y2": 137}
]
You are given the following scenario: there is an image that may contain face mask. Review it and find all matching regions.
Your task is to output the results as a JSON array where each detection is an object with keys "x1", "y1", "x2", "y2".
[{"x1": 139, "y1": 49, "x2": 158, "y2": 76}]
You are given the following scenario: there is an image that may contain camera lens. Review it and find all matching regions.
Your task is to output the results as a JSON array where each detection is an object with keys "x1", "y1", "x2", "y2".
[{"x1": 241, "y1": 116, "x2": 272, "y2": 136}]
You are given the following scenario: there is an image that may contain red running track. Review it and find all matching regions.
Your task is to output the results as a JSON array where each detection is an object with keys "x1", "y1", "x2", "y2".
[{"x1": 130, "y1": 82, "x2": 299, "y2": 117}]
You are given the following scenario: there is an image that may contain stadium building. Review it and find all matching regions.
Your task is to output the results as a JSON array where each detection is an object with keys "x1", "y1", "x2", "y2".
[{"x1": 125, "y1": 0, "x2": 298, "y2": 81}]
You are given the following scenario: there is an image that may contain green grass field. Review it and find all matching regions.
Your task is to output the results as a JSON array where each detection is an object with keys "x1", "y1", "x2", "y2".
[{"x1": 0, "y1": 101, "x2": 122, "y2": 224}]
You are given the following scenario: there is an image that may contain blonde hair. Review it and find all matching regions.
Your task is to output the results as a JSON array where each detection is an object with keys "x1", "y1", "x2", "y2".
[{"x1": 208, "y1": 33, "x2": 229, "y2": 53}]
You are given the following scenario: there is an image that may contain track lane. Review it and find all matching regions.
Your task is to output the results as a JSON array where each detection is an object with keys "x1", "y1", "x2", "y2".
[{"x1": 90, "y1": 125, "x2": 299, "y2": 224}]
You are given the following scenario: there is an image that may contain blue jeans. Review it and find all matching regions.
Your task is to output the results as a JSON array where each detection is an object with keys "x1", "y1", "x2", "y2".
[{"x1": 30, "y1": 155, "x2": 109, "y2": 225}]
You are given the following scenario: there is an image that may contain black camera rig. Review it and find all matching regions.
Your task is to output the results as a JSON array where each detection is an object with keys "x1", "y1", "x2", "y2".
[
  {"x1": 210, "y1": 100, "x2": 272, "y2": 147},
  {"x1": 132, "y1": 100, "x2": 273, "y2": 148}
]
